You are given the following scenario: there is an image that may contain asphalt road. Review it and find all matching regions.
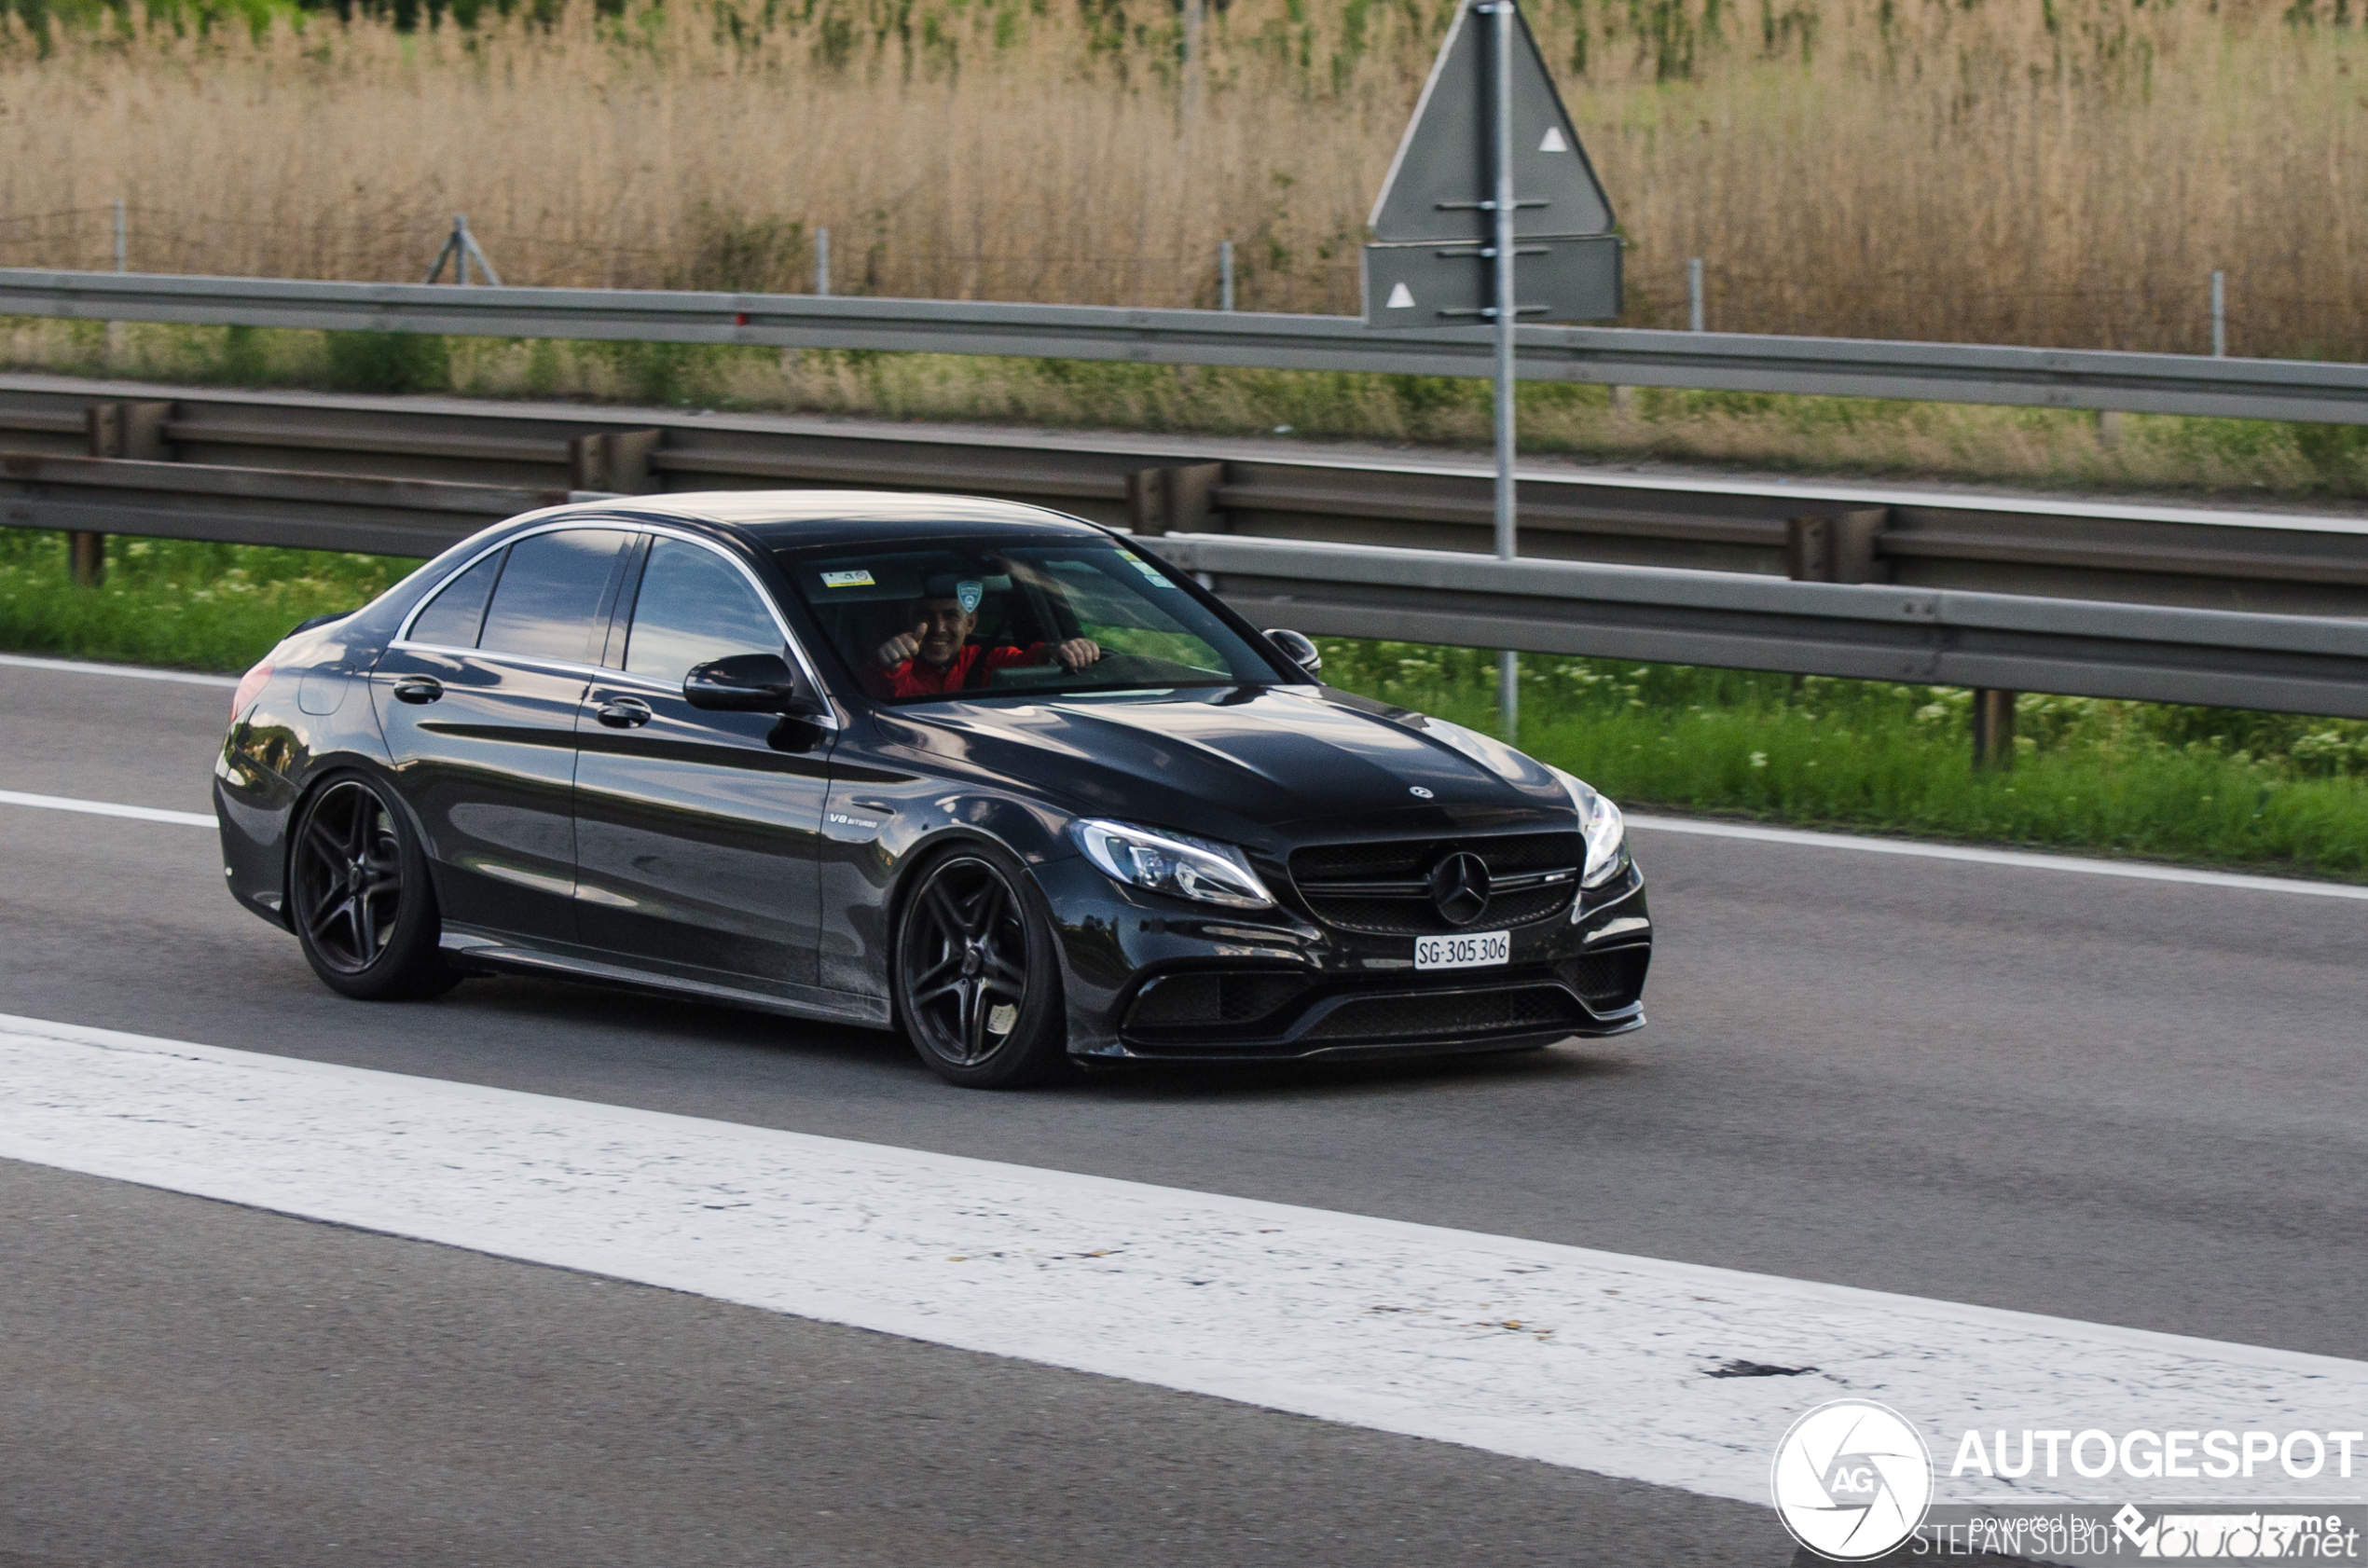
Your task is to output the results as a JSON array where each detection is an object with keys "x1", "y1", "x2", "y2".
[{"x1": 3, "y1": 658, "x2": 2362, "y2": 1565}]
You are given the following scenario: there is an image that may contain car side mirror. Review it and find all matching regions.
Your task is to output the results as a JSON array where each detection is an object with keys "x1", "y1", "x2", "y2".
[
  {"x1": 1264, "y1": 628, "x2": 1323, "y2": 677},
  {"x1": 684, "y1": 653, "x2": 820, "y2": 715}
]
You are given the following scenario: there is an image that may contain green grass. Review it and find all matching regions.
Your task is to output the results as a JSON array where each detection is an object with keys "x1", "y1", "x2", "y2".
[
  {"x1": 0, "y1": 530, "x2": 419, "y2": 671},
  {"x1": 1317, "y1": 640, "x2": 2368, "y2": 881},
  {"x1": 5, "y1": 530, "x2": 2365, "y2": 878}
]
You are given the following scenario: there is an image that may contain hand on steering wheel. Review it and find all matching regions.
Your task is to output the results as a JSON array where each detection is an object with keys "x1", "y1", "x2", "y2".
[{"x1": 1049, "y1": 638, "x2": 1103, "y2": 671}]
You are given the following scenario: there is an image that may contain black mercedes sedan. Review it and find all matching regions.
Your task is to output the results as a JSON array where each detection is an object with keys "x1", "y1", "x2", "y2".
[{"x1": 214, "y1": 492, "x2": 1651, "y2": 1087}]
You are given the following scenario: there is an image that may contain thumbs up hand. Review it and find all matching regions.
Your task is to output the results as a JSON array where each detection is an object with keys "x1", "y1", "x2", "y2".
[{"x1": 875, "y1": 619, "x2": 926, "y2": 667}]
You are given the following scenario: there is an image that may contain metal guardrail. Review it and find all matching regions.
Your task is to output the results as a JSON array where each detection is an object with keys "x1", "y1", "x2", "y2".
[
  {"x1": 1154, "y1": 533, "x2": 2368, "y2": 720},
  {"x1": 2, "y1": 464, "x2": 2363, "y2": 719},
  {"x1": 0, "y1": 453, "x2": 566, "y2": 559},
  {"x1": 9, "y1": 268, "x2": 2368, "y2": 426},
  {"x1": 7, "y1": 378, "x2": 2368, "y2": 616},
  {"x1": 5, "y1": 378, "x2": 2367, "y2": 717}
]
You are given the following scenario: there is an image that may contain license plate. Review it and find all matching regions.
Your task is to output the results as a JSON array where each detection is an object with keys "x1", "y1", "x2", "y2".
[{"x1": 1414, "y1": 930, "x2": 1509, "y2": 970}]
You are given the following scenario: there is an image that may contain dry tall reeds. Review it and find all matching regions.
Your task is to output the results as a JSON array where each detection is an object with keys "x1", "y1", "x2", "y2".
[{"x1": 2, "y1": 0, "x2": 2363, "y2": 356}]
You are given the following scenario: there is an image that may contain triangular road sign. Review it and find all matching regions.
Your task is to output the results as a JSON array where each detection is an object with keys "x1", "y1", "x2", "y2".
[{"x1": 1369, "y1": 0, "x2": 1614, "y2": 243}]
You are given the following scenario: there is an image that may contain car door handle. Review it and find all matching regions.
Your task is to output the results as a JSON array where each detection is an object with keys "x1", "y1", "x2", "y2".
[
  {"x1": 391, "y1": 677, "x2": 444, "y2": 705},
  {"x1": 595, "y1": 697, "x2": 653, "y2": 729}
]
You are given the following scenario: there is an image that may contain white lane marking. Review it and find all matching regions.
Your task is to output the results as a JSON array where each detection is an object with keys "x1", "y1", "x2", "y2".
[
  {"x1": 0, "y1": 789, "x2": 216, "y2": 829},
  {"x1": 1, "y1": 1011, "x2": 2360, "y2": 1509},
  {"x1": 1630, "y1": 812, "x2": 2368, "y2": 901},
  {"x1": 0, "y1": 653, "x2": 240, "y2": 688}
]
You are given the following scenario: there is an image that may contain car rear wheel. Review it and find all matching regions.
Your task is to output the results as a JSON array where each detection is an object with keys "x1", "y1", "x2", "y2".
[
  {"x1": 290, "y1": 774, "x2": 459, "y2": 1001},
  {"x1": 894, "y1": 846, "x2": 1068, "y2": 1089}
]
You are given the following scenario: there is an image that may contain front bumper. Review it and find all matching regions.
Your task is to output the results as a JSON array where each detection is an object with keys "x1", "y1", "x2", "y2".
[{"x1": 1039, "y1": 853, "x2": 1652, "y2": 1063}]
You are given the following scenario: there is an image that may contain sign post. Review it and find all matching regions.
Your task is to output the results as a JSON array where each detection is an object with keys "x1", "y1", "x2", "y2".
[
  {"x1": 1364, "y1": 0, "x2": 1619, "y2": 736},
  {"x1": 1489, "y1": 0, "x2": 1521, "y2": 731}
]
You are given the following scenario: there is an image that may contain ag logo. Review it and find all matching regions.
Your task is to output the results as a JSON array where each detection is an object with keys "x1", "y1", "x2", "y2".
[{"x1": 1769, "y1": 1399, "x2": 1934, "y2": 1561}]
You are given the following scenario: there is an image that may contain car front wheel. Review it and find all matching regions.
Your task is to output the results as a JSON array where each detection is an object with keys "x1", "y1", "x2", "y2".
[{"x1": 893, "y1": 846, "x2": 1069, "y2": 1089}]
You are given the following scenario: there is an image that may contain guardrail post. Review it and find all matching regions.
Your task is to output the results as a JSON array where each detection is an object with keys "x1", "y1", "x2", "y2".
[
  {"x1": 1126, "y1": 462, "x2": 1223, "y2": 535},
  {"x1": 1785, "y1": 509, "x2": 1889, "y2": 585},
  {"x1": 1971, "y1": 689, "x2": 2017, "y2": 771},
  {"x1": 569, "y1": 430, "x2": 661, "y2": 495},
  {"x1": 1784, "y1": 516, "x2": 1833, "y2": 582},
  {"x1": 76, "y1": 399, "x2": 174, "y2": 585}
]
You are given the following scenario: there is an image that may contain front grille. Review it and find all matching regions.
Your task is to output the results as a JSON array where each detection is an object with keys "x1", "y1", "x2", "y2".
[
  {"x1": 1299, "y1": 984, "x2": 1586, "y2": 1044},
  {"x1": 1561, "y1": 947, "x2": 1651, "y2": 1011},
  {"x1": 1289, "y1": 831, "x2": 1583, "y2": 936}
]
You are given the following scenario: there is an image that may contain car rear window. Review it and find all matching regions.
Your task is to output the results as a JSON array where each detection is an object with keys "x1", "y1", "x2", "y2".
[
  {"x1": 406, "y1": 548, "x2": 504, "y2": 649},
  {"x1": 475, "y1": 530, "x2": 630, "y2": 664}
]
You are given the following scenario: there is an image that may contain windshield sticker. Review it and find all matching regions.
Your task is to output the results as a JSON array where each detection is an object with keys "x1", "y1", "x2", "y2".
[
  {"x1": 819, "y1": 569, "x2": 874, "y2": 588},
  {"x1": 1117, "y1": 550, "x2": 1174, "y2": 586},
  {"x1": 956, "y1": 579, "x2": 984, "y2": 614}
]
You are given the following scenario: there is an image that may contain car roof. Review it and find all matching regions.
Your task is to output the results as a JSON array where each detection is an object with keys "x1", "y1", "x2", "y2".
[{"x1": 543, "y1": 490, "x2": 1108, "y2": 548}]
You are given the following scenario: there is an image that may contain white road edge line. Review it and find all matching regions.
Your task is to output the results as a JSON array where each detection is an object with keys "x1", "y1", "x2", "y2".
[
  {"x1": 1, "y1": 1011, "x2": 2361, "y2": 1513},
  {"x1": 0, "y1": 652, "x2": 240, "y2": 688},
  {"x1": 1629, "y1": 812, "x2": 2368, "y2": 901},
  {"x1": 0, "y1": 789, "x2": 216, "y2": 829}
]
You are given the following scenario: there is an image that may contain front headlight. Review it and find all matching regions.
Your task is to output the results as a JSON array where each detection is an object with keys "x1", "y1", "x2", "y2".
[
  {"x1": 1071, "y1": 819, "x2": 1275, "y2": 909},
  {"x1": 1549, "y1": 767, "x2": 1630, "y2": 889}
]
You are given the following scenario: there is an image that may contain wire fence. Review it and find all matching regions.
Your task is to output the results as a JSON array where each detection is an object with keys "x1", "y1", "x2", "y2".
[{"x1": 4, "y1": 203, "x2": 2363, "y2": 365}]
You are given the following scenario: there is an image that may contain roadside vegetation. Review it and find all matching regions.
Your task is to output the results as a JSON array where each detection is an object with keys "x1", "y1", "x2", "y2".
[
  {"x1": 14, "y1": 317, "x2": 2368, "y2": 500},
  {"x1": 4, "y1": 0, "x2": 2366, "y2": 359},
  {"x1": 9, "y1": 0, "x2": 2368, "y2": 496},
  {"x1": 6, "y1": 530, "x2": 2364, "y2": 880},
  {"x1": 1318, "y1": 640, "x2": 2368, "y2": 879},
  {"x1": 0, "y1": 530, "x2": 415, "y2": 670}
]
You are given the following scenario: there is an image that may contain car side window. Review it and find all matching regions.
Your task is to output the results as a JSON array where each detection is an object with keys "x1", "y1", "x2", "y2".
[
  {"x1": 475, "y1": 530, "x2": 630, "y2": 665},
  {"x1": 624, "y1": 539, "x2": 783, "y2": 686},
  {"x1": 406, "y1": 548, "x2": 505, "y2": 649}
]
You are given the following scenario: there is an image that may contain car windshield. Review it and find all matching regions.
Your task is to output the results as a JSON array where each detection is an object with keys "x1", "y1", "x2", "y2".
[{"x1": 781, "y1": 539, "x2": 1282, "y2": 704}]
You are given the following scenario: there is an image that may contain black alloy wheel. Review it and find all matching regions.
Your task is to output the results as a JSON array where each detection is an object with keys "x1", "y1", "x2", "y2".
[
  {"x1": 894, "y1": 848, "x2": 1067, "y2": 1088},
  {"x1": 289, "y1": 775, "x2": 459, "y2": 1000}
]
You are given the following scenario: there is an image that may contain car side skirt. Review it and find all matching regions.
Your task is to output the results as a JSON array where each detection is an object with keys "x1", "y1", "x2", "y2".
[{"x1": 437, "y1": 930, "x2": 894, "y2": 1029}]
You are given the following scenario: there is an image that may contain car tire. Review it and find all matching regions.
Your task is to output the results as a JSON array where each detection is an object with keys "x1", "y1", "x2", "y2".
[
  {"x1": 893, "y1": 843, "x2": 1070, "y2": 1089},
  {"x1": 288, "y1": 772, "x2": 461, "y2": 1001}
]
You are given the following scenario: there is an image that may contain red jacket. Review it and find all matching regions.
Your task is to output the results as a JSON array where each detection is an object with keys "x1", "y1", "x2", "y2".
[{"x1": 862, "y1": 642, "x2": 1048, "y2": 699}]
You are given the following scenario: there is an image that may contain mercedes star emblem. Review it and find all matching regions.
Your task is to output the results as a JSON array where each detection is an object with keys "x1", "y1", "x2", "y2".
[{"x1": 1427, "y1": 850, "x2": 1493, "y2": 927}]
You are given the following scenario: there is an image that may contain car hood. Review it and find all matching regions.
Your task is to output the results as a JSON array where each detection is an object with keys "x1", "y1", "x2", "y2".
[{"x1": 875, "y1": 685, "x2": 1578, "y2": 849}]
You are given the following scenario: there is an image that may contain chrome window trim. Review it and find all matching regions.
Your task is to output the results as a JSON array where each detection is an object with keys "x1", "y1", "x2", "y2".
[{"x1": 390, "y1": 516, "x2": 842, "y2": 731}]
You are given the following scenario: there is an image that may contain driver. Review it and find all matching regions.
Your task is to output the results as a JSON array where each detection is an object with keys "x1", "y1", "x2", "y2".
[{"x1": 862, "y1": 587, "x2": 1102, "y2": 698}]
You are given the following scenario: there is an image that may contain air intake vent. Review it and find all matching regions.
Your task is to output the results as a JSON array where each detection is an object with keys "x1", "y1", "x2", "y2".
[{"x1": 1561, "y1": 947, "x2": 1650, "y2": 1010}]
